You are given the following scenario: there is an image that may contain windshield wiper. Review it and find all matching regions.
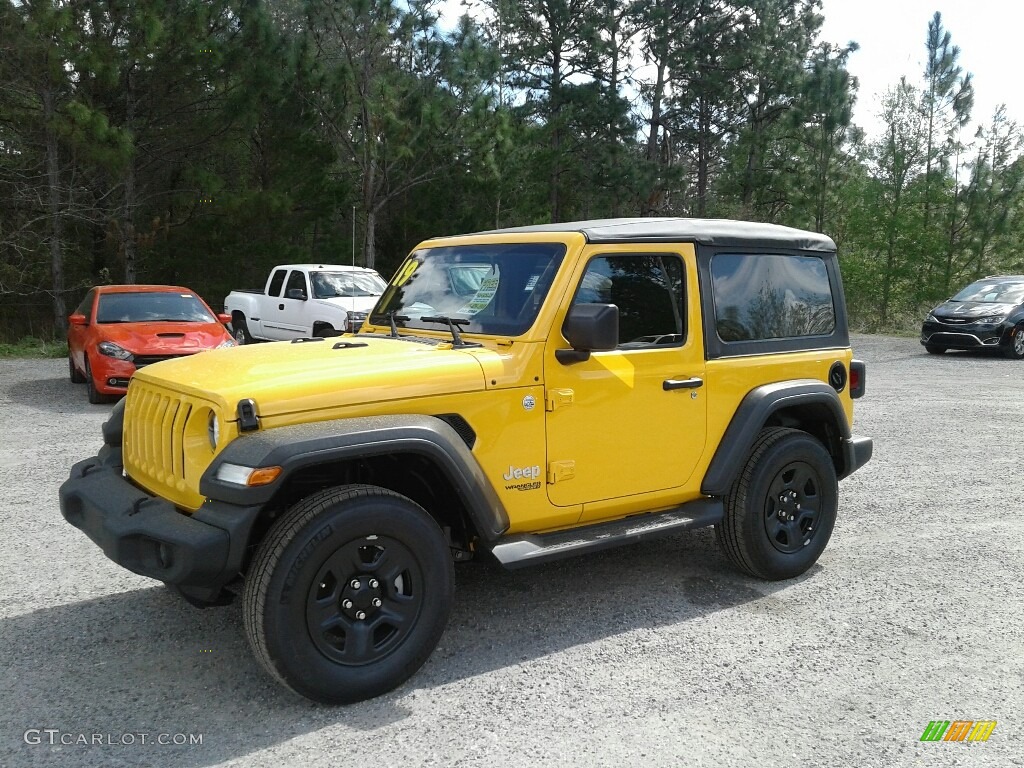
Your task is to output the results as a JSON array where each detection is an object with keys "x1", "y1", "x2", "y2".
[
  {"x1": 419, "y1": 315, "x2": 480, "y2": 348},
  {"x1": 386, "y1": 311, "x2": 409, "y2": 338}
]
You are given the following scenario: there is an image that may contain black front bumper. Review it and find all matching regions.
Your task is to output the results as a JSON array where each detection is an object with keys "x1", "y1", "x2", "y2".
[
  {"x1": 59, "y1": 445, "x2": 261, "y2": 602},
  {"x1": 921, "y1": 320, "x2": 1006, "y2": 350}
]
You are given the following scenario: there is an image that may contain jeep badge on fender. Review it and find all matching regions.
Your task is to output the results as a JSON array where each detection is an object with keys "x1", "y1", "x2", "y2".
[{"x1": 60, "y1": 218, "x2": 872, "y2": 704}]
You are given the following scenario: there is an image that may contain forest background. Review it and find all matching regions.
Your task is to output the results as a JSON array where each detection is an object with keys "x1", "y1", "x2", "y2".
[{"x1": 2, "y1": 0, "x2": 1021, "y2": 341}]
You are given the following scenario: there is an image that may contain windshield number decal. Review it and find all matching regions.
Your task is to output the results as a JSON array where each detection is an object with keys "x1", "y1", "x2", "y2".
[{"x1": 393, "y1": 260, "x2": 419, "y2": 288}]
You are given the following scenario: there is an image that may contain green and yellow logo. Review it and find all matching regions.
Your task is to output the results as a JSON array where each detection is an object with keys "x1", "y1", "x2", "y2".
[{"x1": 920, "y1": 720, "x2": 996, "y2": 742}]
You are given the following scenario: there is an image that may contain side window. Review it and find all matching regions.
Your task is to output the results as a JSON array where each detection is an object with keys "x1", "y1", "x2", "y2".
[
  {"x1": 285, "y1": 270, "x2": 307, "y2": 298},
  {"x1": 267, "y1": 269, "x2": 287, "y2": 297},
  {"x1": 76, "y1": 290, "x2": 95, "y2": 318},
  {"x1": 711, "y1": 253, "x2": 835, "y2": 341},
  {"x1": 573, "y1": 254, "x2": 685, "y2": 348}
]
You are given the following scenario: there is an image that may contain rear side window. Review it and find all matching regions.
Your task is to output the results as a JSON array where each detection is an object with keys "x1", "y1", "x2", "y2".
[
  {"x1": 267, "y1": 269, "x2": 287, "y2": 297},
  {"x1": 711, "y1": 253, "x2": 835, "y2": 341}
]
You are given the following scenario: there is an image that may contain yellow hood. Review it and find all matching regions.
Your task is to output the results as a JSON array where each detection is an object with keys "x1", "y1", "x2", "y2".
[{"x1": 132, "y1": 335, "x2": 487, "y2": 418}]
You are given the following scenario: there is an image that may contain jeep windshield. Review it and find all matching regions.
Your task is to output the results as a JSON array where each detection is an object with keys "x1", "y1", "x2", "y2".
[{"x1": 370, "y1": 243, "x2": 566, "y2": 336}]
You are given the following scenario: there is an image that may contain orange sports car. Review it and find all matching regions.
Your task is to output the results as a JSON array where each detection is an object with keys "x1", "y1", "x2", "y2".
[{"x1": 68, "y1": 284, "x2": 236, "y2": 403}]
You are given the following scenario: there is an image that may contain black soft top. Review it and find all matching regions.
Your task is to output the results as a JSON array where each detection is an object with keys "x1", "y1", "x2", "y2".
[{"x1": 466, "y1": 217, "x2": 836, "y2": 253}]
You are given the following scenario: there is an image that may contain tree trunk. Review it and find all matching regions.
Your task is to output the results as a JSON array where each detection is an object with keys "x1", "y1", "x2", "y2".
[
  {"x1": 696, "y1": 95, "x2": 711, "y2": 217},
  {"x1": 741, "y1": 85, "x2": 766, "y2": 210},
  {"x1": 645, "y1": 61, "x2": 665, "y2": 164},
  {"x1": 363, "y1": 207, "x2": 377, "y2": 269},
  {"x1": 607, "y1": 16, "x2": 621, "y2": 217},
  {"x1": 815, "y1": 126, "x2": 830, "y2": 232},
  {"x1": 122, "y1": 162, "x2": 137, "y2": 283},
  {"x1": 42, "y1": 88, "x2": 66, "y2": 334},
  {"x1": 122, "y1": 70, "x2": 137, "y2": 283},
  {"x1": 549, "y1": 50, "x2": 562, "y2": 222},
  {"x1": 642, "y1": 58, "x2": 667, "y2": 216}
]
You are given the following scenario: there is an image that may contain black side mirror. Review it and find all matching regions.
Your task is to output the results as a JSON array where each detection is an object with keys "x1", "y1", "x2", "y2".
[
  {"x1": 286, "y1": 288, "x2": 307, "y2": 300},
  {"x1": 557, "y1": 303, "x2": 618, "y2": 364}
]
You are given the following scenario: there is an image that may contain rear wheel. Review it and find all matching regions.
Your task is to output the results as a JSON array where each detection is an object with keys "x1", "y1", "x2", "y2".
[
  {"x1": 1002, "y1": 325, "x2": 1024, "y2": 360},
  {"x1": 232, "y1": 314, "x2": 254, "y2": 345},
  {"x1": 925, "y1": 344, "x2": 946, "y2": 355},
  {"x1": 716, "y1": 427, "x2": 838, "y2": 580},
  {"x1": 69, "y1": 354, "x2": 85, "y2": 383},
  {"x1": 243, "y1": 485, "x2": 454, "y2": 704}
]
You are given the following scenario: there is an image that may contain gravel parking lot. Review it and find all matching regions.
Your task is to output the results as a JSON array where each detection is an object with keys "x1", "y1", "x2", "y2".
[{"x1": 1, "y1": 334, "x2": 1022, "y2": 768}]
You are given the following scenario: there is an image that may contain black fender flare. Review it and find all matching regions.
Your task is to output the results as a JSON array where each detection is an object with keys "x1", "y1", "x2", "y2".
[
  {"x1": 199, "y1": 415, "x2": 509, "y2": 541},
  {"x1": 701, "y1": 380, "x2": 854, "y2": 496}
]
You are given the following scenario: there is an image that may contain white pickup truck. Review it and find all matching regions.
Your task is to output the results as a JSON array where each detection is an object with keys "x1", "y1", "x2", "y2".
[{"x1": 224, "y1": 264, "x2": 387, "y2": 344}]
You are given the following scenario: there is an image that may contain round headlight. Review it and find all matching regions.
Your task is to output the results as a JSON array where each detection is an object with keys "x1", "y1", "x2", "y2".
[{"x1": 208, "y1": 412, "x2": 220, "y2": 450}]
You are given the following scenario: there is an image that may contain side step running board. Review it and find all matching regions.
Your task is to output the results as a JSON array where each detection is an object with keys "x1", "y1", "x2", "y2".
[{"x1": 490, "y1": 498, "x2": 723, "y2": 569}]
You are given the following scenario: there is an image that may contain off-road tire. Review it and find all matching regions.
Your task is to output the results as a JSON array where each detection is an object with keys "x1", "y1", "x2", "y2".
[
  {"x1": 716, "y1": 427, "x2": 838, "y2": 580},
  {"x1": 242, "y1": 484, "x2": 454, "y2": 704}
]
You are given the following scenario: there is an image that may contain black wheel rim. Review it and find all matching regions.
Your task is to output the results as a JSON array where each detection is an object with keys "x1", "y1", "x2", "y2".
[
  {"x1": 763, "y1": 461, "x2": 822, "y2": 554},
  {"x1": 305, "y1": 535, "x2": 424, "y2": 666}
]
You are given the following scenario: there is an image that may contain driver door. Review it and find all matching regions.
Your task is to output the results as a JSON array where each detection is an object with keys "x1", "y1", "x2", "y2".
[
  {"x1": 267, "y1": 269, "x2": 309, "y2": 338},
  {"x1": 543, "y1": 247, "x2": 707, "y2": 517}
]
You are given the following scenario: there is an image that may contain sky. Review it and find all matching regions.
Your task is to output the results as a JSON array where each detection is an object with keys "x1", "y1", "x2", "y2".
[
  {"x1": 438, "y1": 0, "x2": 1022, "y2": 142},
  {"x1": 818, "y1": 0, "x2": 1022, "y2": 140}
]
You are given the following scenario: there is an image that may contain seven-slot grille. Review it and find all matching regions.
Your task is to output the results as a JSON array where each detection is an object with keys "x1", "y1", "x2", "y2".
[{"x1": 124, "y1": 380, "x2": 200, "y2": 498}]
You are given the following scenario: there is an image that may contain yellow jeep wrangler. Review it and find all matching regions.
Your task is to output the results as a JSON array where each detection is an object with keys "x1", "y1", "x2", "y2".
[{"x1": 60, "y1": 218, "x2": 872, "y2": 704}]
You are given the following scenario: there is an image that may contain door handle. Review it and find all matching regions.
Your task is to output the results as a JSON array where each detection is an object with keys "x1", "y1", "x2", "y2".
[
  {"x1": 663, "y1": 378, "x2": 703, "y2": 391},
  {"x1": 278, "y1": 304, "x2": 284, "y2": 310}
]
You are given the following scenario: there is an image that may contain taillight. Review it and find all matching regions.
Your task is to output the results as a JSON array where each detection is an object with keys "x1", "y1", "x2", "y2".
[{"x1": 850, "y1": 359, "x2": 866, "y2": 399}]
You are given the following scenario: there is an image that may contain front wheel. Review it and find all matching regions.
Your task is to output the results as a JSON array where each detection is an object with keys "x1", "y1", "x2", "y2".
[
  {"x1": 242, "y1": 485, "x2": 454, "y2": 704},
  {"x1": 715, "y1": 427, "x2": 838, "y2": 580},
  {"x1": 1002, "y1": 325, "x2": 1024, "y2": 360},
  {"x1": 85, "y1": 357, "x2": 109, "y2": 404},
  {"x1": 312, "y1": 322, "x2": 340, "y2": 338}
]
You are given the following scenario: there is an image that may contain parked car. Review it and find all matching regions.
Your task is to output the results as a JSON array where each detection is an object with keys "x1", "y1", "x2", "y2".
[
  {"x1": 68, "y1": 285, "x2": 235, "y2": 403},
  {"x1": 224, "y1": 264, "x2": 387, "y2": 344},
  {"x1": 921, "y1": 275, "x2": 1024, "y2": 359}
]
